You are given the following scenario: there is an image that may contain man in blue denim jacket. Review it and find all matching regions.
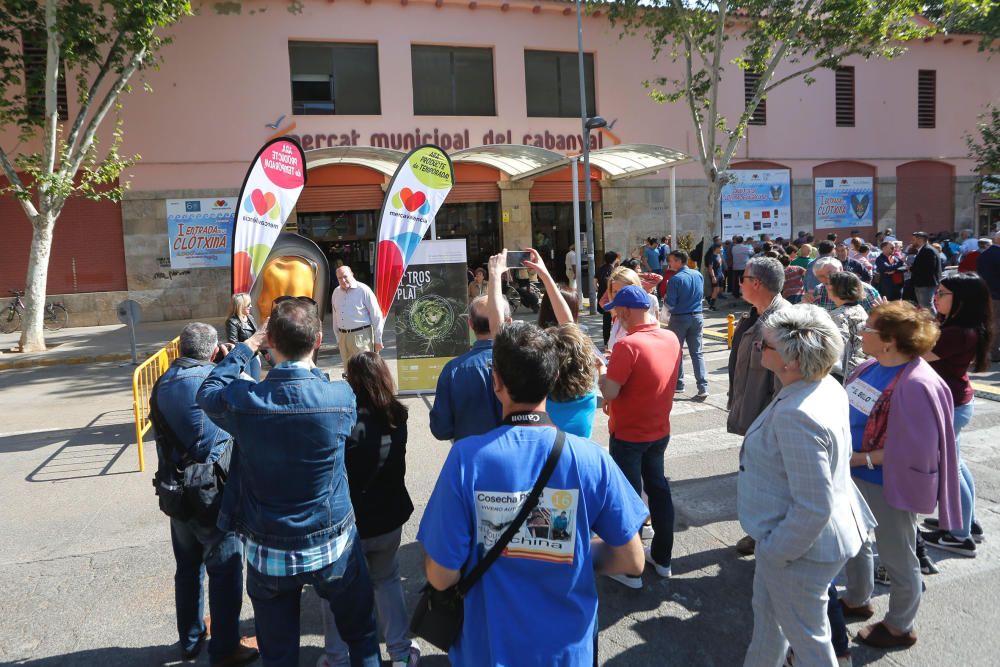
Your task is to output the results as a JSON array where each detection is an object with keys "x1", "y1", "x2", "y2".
[
  {"x1": 197, "y1": 299, "x2": 379, "y2": 667},
  {"x1": 155, "y1": 323, "x2": 258, "y2": 667}
]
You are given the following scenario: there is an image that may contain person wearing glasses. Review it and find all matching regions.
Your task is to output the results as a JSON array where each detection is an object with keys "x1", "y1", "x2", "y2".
[
  {"x1": 197, "y1": 297, "x2": 381, "y2": 666},
  {"x1": 738, "y1": 305, "x2": 871, "y2": 667},
  {"x1": 226, "y1": 293, "x2": 261, "y2": 380},
  {"x1": 727, "y1": 257, "x2": 792, "y2": 556},
  {"x1": 919, "y1": 273, "x2": 995, "y2": 555},
  {"x1": 331, "y1": 265, "x2": 385, "y2": 363},
  {"x1": 841, "y1": 301, "x2": 961, "y2": 651}
]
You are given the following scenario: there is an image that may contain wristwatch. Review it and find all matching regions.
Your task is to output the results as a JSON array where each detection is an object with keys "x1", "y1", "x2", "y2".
[{"x1": 865, "y1": 453, "x2": 875, "y2": 470}]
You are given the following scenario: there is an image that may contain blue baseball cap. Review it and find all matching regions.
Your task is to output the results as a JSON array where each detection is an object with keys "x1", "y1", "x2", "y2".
[{"x1": 606, "y1": 284, "x2": 650, "y2": 310}]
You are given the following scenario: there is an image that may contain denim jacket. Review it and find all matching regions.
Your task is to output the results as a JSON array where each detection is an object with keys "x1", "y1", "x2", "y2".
[
  {"x1": 197, "y1": 343, "x2": 358, "y2": 551},
  {"x1": 154, "y1": 358, "x2": 232, "y2": 466}
]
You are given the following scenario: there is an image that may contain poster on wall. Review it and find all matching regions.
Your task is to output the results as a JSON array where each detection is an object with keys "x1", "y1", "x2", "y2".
[
  {"x1": 720, "y1": 169, "x2": 792, "y2": 239},
  {"x1": 395, "y1": 239, "x2": 469, "y2": 394},
  {"x1": 231, "y1": 136, "x2": 307, "y2": 294},
  {"x1": 373, "y1": 144, "x2": 455, "y2": 316},
  {"x1": 815, "y1": 177, "x2": 874, "y2": 229},
  {"x1": 166, "y1": 198, "x2": 235, "y2": 268}
]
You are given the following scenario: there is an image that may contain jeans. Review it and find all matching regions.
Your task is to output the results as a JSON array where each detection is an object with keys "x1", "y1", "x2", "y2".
[
  {"x1": 667, "y1": 313, "x2": 708, "y2": 393},
  {"x1": 170, "y1": 517, "x2": 244, "y2": 663},
  {"x1": 953, "y1": 401, "x2": 976, "y2": 540},
  {"x1": 609, "y1": 435, "x2": 674, "y2": 565},
  {"x1": 731, "y1": 270, "x2": 745, "y2": 297},
  {"x1": 914, "y1": 286, "x2": 937, "y2": 315},
  {"x1": 827, "y1": 583, "x2": 848, "y2": 657},
  {"x1": 247, "y1": 536, "x2": 379, "y2": 667},
  {"x1": 322, "y1": 527, "x2": 414, "y2": 664}
]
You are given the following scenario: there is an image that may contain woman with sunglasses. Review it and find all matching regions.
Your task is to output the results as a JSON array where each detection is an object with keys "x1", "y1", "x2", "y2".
[
  {"x1": 319, "y1": 351, "x2": 419, "y2": 667},
  {"x1": 841, "y1": 301, "x2": 961, "y2": 651},
  {"x1": 919, "y1": 273, "x2": 994, "y2": 555},
  {"x1": 225, "y1": 293, "x2": 260, "y2": 380}
]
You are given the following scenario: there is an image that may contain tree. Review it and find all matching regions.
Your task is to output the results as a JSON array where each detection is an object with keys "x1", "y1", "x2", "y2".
[
  {"x1": 604, "y1": 0, "x2": 984, "y2": 245},
  {"x1": 966, "y1": 104, "x2": 1000, "y2": 194},
  {"x1": 0, "y1": 0, "x2": 190, "y2": 351},
  {"x1": 924, "y1": 0, "x2": 999, "y2": 52}
]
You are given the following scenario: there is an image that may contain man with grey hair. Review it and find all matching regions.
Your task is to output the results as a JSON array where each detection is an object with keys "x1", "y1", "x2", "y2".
[
  {"x1": 728, "y1": 256, "x2": 791, "y2": 555},
  {"x1": 151, "y1": 322, "x2": 258, "y2": 666},
  {"x1": 429, "y1": 293, "x2": 512, "y2": 442},
  {"x1": 805, "y1": 256, "x2": 883, "y2": 313}
]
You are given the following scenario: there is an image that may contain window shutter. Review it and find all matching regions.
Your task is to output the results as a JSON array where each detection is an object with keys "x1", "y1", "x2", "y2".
[
  {"x1": 744, "y1": 72, "x2": 766, "y2": 126},
  {"x1": 918, "y1": 70, "x2": 936, "y2": 129},
  {"x1": 835, "y1": 67, "x2": 855, "y2": 127}
]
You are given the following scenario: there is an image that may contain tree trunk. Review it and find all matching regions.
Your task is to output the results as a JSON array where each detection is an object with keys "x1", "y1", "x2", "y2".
[{"x1": 19, "y1": 216, "x2": 55, "y2": 352}]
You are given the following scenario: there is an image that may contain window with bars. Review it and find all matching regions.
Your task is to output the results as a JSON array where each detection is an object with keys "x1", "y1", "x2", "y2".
[
  {"x1": 835, "y1": 66, "x2": 855, "y2": 127},
  {"x1": 918, "y1": 69, "x2": 936, "y2": 129},
  {"x1": 22, "y1": 31, "x2": 68, "y2": 121},
  {"x1": 744, "y1": 72, "x2": 766, "y2": 126}
]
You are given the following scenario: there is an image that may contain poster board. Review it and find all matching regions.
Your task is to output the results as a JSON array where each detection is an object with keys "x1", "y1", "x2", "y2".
[
  {"x1": 720, "y1": 169, "x2": 792, "y2": 239},
  {"x1": 815, "y1": 177, "x2": 874, "y2": 229},
  {"x1": 395, "y1": 239, "x2": 470, "y2": 393},
  {"x1": 166, "y1": 198, "x2": 235, "y2": 268}
]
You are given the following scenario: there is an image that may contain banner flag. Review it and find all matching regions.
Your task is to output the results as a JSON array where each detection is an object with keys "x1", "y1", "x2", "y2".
[
  {"x1": 373, "y1": 144, "x2": 455, "y2": 315},
  {"x1": 231, "y1": 137, "x2": 307, "y2": 294}
]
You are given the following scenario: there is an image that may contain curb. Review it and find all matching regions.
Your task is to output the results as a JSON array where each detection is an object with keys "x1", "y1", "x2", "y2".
[
  {"x1": 972, "y1": 382, "x2": 1000, "y2": 403},
  {"x1": 0, "y1": 352, "x2": 137, "y2": 370}
]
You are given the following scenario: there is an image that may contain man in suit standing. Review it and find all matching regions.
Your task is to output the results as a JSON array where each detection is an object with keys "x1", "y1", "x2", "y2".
[
  {"x1": 976, "y1": 231, "x2": 1000, "y2": 362},
  {"x1": 909, "y1": 231, "x2": 941, "y2": 314},
  {"x1": 738, "y1": 306, "x2": 872, "y2": 667}
]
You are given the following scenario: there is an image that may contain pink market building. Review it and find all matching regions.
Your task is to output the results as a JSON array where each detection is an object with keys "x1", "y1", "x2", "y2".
[{"x1": 2, "y1": 0, "x2": 998, "y2": 324}]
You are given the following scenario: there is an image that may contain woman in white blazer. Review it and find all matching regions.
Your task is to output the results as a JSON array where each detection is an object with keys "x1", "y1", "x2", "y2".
[{"x1": 737, "y1": 304, "x2": 875, "y2": 667}]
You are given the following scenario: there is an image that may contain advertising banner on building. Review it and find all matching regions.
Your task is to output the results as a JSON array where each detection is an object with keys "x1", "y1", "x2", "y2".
[
  {"x1": 166, "y1": 198, "x2": 235, "y2": 268},
  {"x1": 720, "y1": 169, "x2": 792, "y2": 239},
  {"x1": 394, "y1": 239, "x2": 469, "y2": 393},
  {"x1": 815, "y1": 177, "x2": 874, "y2": 229},
  {"x1": 231, "y1": 137, "x2": 307, "y2": 294},
  {"x1": 374, "y1": 144, "x2": 455, "y2": 315}
]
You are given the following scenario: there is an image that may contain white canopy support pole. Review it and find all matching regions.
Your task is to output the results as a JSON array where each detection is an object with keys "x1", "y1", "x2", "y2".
[
  {"x1": 670, "y1": 166, "x2": 677, "y2": 244},
  {"x1": 572, "y1": 157, "x2": 583, "y2": 300}
]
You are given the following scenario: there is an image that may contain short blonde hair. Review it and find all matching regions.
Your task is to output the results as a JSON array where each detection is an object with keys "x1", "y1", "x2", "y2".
[
  {"x1": 763, "y1": 304, "x2": 843, "y2": 381},
  {"x1": 870, "y1": 301, "x2": 940, "y2": 357},
  {"x1": 609, "y1": 267, "x2": 641, "y2": 294}
]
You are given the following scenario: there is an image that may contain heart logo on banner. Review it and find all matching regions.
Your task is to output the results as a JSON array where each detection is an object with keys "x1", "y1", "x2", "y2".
[
  {"x1": 250, "y1": 189, "x2": 277, "y2": 216},
  {"x1": 396, "y1": 187, "x2": 428, "y2": 213},
  {"x1": 850, "y1": 194, "x2": 870, "y2": 219}
]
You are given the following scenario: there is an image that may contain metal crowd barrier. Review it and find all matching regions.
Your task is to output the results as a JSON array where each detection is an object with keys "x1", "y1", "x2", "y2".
[{"x1": 131, "y1": 336, "x2": 180, "y2": 472}]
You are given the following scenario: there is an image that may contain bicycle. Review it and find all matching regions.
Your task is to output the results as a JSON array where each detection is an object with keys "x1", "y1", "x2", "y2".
[{"x1": 0, "y1": 289, "x2": 69, "y2": 334}]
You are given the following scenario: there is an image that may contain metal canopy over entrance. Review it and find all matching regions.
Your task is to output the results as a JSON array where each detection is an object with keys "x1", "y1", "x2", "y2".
[
  {"x1": 305, "y1": 146, "x2": 406, "y2": 177},
  {"x1": 588, "y1": 144, "x2": 693, "y2": 180},
  {"x1": 450, "y1": 144, "x2": 568, "y2": 181}
]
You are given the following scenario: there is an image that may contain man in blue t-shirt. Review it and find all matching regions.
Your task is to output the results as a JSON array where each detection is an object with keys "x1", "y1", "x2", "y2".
[
  {"x1": 418, "y1": 321, "x2": 648, "y2": 666},
  {"x1": 642, "y1": 237, "x2": 662, "y2": 273}
]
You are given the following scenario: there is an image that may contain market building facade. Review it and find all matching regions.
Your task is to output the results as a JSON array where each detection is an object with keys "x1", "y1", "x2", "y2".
[{"x1": 1, "y1": 0, "x2": 998, "y2": 324}]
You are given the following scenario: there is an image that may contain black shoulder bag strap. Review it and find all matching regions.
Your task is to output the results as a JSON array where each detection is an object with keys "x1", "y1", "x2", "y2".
[{"x1": 456, "y1": 429, "x2": 565, "y2": 597}]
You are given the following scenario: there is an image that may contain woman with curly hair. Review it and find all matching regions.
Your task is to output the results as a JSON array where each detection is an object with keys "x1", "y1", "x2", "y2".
[{"x1": 546, "y1": 323, "x2": 599, "y2": 438}]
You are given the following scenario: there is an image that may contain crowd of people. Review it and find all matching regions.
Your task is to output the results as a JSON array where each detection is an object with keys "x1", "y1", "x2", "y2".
[{"x1": 148, "y1": 225, "x2": 999, "y2": 667}]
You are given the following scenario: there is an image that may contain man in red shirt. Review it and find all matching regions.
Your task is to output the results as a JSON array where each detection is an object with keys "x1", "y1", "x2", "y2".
[{"x1": 599, "y1": 285, "x2": 682, "y2": 590}]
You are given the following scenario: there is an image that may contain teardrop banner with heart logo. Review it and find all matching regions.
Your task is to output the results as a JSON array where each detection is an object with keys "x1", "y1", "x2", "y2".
[
  {"x1": 814, "y1": 176, "x2": 874, "y2": 230},
  {"x1": 231, "y1": 136, "x2": 307, "y2": 294},
  {"x1": 373, "y1": 144, "x2": 455, "y2": 315}
]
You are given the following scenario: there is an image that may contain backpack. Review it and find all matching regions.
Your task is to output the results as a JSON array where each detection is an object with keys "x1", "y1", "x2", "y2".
[{"x1": 150, "y1": 359, "x2": 231, "y2": 525}]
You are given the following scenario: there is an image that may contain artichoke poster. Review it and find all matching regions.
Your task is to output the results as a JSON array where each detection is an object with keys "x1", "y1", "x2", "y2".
[{"x1": 394, "y1": 239, "x2": 470, "y2": 393}]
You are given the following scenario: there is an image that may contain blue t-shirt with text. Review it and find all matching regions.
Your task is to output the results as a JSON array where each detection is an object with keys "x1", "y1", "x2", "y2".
[
  {"x1": 848, "y1": 362, "x2": 905, "y2": 486},
  {"x1": 417, "y1": 424, "x2": 647, "y2": 666}
]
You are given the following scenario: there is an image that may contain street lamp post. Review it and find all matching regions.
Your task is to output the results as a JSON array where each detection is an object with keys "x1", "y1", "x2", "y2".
[{"x1": 576, "y1": 0, "x2": 604, "y2": 313}]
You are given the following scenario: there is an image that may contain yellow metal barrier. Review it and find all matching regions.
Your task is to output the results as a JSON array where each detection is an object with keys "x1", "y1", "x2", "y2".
[
  {"x1": 132, "y1": 336, "x2": 180, "y2": 472},
  {"x1": 727, "y1": 314, "x2": 736, "y2": 349}
]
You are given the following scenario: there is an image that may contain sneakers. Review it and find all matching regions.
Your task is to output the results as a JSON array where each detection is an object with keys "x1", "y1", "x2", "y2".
[
  {"x1": 921, "y1": 529, "x2": 977, "y2": 557},
  {"x1": 391, "y1": 644, "x2": 421, "y2": 667},
  {"x1": 605, "y1": 573, "x2": 643, "y2": 589},
  {"x1": 641, "y1": 522, "x2": 655, "y2": 540},
  {"x1": 874, "y1": 563, "x2": 890, "y2": 586},
  {"x1": 735, "y1": 535, "x2": 756, "y2": 556},
  {"x1": 644, "y1": 546, "x2": 671, "y2": 578},
  {"x1": 695, "y1": 389, "x2": 710, "y2": 399},
  {"x1": 917, "y1": 548, "x2": 940, "y2": 575},
  {"x1": 922, "y1": 517, "x2": 984, "y2": 543}
]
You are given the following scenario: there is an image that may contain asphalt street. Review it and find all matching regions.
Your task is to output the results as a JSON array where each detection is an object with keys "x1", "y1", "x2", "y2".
[{"x1": 1, "y1": 306, "x2": 999, "y2": 666}]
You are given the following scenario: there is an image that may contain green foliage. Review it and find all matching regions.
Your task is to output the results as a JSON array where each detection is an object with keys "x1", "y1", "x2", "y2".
[
  {"x1": 924, "y1": 0, "x2": 999, "y2": 52},
  {"x1": 966, "y1": 105, "x2": 1000, "y2": 194},
  {"x1": 0, "y1": 0, "x2": 191, "y2": 208}
]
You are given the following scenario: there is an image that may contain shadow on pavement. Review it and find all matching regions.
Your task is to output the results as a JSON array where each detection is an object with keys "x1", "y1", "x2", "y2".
[
  {"x1": 22, "y1": 410, "x2": 136, "y2": 482},
  {"x1": 13, "y1": 644, "x2": 176, "y2": 666}
]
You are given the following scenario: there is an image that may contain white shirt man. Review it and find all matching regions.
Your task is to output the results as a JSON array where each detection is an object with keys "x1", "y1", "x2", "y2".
[
  {"x1": 330, "y1": 265, "x2": 385, "y2": 362},
  {"x1": 565, "y1": 246, "x2": 578, "y2": 291}
]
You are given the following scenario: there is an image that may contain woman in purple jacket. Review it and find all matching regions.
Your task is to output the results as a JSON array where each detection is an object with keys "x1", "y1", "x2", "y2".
[{"x1": 840, "y1": 301, "x2": 961, "y2": 651}]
